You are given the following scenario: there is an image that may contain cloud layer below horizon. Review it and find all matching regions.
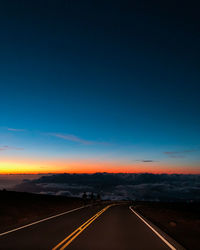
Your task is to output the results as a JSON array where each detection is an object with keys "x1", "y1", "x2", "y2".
[{"x1": 12, "y1": 173, "x2": 200, "y2": 202}]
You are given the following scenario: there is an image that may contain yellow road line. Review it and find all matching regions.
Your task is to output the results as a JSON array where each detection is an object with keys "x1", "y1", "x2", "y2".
[
  {"x1": 52, "y1": 205, "x2": 112, "y2": 250},
  {"x1": 52, "y1": 212, "x2": 99, "y2": 250}
]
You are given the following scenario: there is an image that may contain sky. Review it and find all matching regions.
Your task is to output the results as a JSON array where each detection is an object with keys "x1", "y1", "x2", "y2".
[{"x1": 0, "y1": 0, "x2": 200, "y2": 174}]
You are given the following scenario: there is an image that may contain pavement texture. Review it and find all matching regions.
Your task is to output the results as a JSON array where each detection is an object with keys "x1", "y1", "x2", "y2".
[{"x1": 0, "y1": 204, "x2": 175, "y2": 250}]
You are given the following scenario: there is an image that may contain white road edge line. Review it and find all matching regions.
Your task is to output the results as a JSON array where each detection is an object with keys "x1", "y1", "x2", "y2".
[
  {"x1": 129, "y1": 206, "x2": 176, "y2": 250},
  {"x1": 0, "y1": 205, "x2": 90, "y2": 237}
]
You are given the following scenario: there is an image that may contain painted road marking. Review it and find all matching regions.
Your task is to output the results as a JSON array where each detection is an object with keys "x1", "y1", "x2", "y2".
[
  {"x1": 0, "y1": 205, "x2": 90, "y2": 237},
  {"x1": 52, "y1": 205, "x2": 112, "y2": 250},
  {"x1": 129, "y1": 206, "x2": 176, "y2": 250}
]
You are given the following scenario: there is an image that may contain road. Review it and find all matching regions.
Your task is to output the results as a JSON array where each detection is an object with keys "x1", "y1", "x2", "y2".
[{"x1": 0, "y1": 203, "x2": 179, "y2": 250}]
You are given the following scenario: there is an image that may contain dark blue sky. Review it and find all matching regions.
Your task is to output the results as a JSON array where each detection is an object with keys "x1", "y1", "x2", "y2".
[{"x1": 0, "y1": 1, "x2": 200, "y2": 173}]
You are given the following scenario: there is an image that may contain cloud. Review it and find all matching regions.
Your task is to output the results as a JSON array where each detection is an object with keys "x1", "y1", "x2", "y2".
[
  {"x1": 164, "y1": 149, "x2": 198, "y2": 158},
  {"x1": 165, "y1": 150, "x2": 197, "y2": 155},
  {"x1": 49, "y1": 133, "x2": 93, "y2": 145},
  {"x1": 55, "y1": 190, "x2": 73, "y2": 197},
  {"x1": 136, "y1": 160, "x2": 158, "y2": 163},
  {"x1": 0, "y1": 145, "x2": 24, "y2": 151},
  {"x1": 48, "y1": 133, "x2": 110, "y2": 146},
  {"x1": 13, "y1": 173, "x2": 200, "y2": 202},
  {"x1": 7, "y1": 128, "x2": 25, "y2": 132}
]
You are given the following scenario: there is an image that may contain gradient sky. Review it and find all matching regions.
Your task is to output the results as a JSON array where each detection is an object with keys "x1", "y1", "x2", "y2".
[{"x1": 0, "y1": 0, "x2": 200, "y2": 174}]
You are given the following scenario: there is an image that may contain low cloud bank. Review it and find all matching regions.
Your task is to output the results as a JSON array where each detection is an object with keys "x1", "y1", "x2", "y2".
[{"x1": 13, "y1": 173, "x2": 200, "y2": 202}]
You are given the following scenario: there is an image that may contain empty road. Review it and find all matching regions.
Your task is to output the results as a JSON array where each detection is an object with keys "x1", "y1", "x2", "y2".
[{"x1": 0, "y1": 203, "x2": 180, "y2": 250}]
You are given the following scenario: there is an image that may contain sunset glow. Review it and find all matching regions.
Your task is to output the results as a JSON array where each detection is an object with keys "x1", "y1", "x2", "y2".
[{"x1": 0, "y1": 157, "x2": 199, "y2": 175}]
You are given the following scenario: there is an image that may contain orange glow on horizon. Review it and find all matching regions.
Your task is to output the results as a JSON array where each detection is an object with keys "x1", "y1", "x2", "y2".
[{"x1": 0, "y1": 157, "x2": 199, "y2": 175}]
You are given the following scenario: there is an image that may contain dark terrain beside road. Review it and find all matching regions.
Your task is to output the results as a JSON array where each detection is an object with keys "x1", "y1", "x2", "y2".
[
  {"x1": 133, "y1": 201, "x2": 200, "y2": 250},
  {"x1": 0, "y1": 190, "x2": 83, "y2": 233}
]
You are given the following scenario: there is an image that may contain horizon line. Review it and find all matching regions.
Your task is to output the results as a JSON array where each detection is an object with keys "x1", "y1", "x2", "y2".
[{"x1": 0, "y1": 171, "x2": 200, "y2": 175}]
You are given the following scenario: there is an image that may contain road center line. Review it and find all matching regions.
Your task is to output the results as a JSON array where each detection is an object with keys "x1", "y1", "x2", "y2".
[
  {"x1": 0, "y1": 205, "x2": 90, "y2": 237},
  {"x1": 52, "y1": 205, "x2": 112, "y2": 250},
  {"x1": 129, "y1": 206, "x2": 176, "y2": 250}
]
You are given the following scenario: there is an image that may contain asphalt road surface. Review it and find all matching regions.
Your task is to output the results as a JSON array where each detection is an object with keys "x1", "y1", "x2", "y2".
[{"x1": 0, "y1": 204, "x2": 179, "y2": 250}]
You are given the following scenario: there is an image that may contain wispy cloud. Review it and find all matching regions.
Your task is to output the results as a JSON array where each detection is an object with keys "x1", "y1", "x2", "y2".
[
  {"x1": 7, "y1": 128, "x2": 26, "y2": 132},
  {"x1": 48, "y1": 133, "x2": 110, "y2": 146},
  {"x1": 165, "y1": 150, "x2": 197, "y2": 155},
  {"x1": 0, "y1": 145, "x2": 24, "y2": 151},
  {"x1": 48, "y1": 133, "x2": 93, "y2": 145},
  {"x1": 164, "y1": 149, "x2": 198, "y2": 158},
  {"x1": 136, "y1": 160, "x2": 158, "y2": 163}
]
